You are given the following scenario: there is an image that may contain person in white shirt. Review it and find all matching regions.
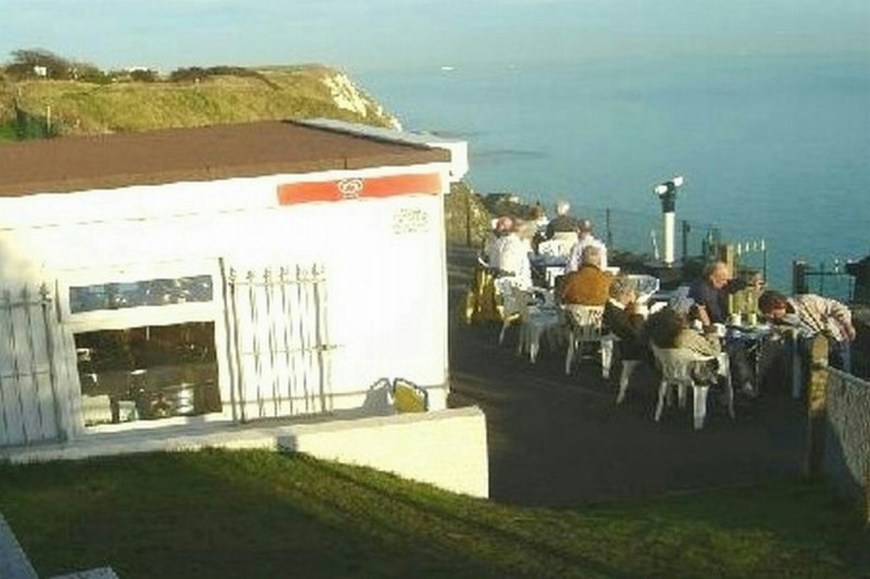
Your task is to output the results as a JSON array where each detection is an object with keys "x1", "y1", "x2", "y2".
[
  {"x1": 566, "y1": 219, "x2": 608, "y2": 272},
  {"x1": 496, "y1": 220, "x2": 537, "y2": 290},
  {"x1": 483, "y1": 216, "x2": 514, "y2": 269}
]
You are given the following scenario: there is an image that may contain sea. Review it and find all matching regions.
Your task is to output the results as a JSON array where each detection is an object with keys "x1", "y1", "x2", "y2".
[{"x1": 357, "y1": 54, "x2": 870, "y2": 295}]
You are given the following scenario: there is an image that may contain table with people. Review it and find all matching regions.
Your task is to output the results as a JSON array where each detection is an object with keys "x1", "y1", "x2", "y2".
[{"x1": 466, "y1": 207, "x2": 856, "y2": 425}]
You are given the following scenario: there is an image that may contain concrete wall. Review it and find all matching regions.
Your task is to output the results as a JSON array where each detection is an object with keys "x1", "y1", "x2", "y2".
[
  {"x1": 2, "y1": 407, "x2": 490, "y2": 499},
  {"x1": 824, "y1": 368, "x2": 870, "y2": 503},
  {"x1": 282, "y1": 406, "x2": 489, "y2": 498}
]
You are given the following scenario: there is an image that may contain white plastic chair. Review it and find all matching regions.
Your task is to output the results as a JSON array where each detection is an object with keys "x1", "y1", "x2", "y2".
[
  {"x1": 650, "y1": 344, "x2": 734, "y2": 430},
  {"x1": 615, "y1": 357, "x2": 642, "y2": 405},
  {"x1": 562, "y1": 304, "x2": 613, "y2": 378},
  {"x1": 512, "y1": 287, "x2": 562, "y2": 363},
  {"x1": 538, "y1": 238, "x2": 573, "y2": 258},
  {"x1": 494, "y1": 277, "x2": 522, "y2": 344}
]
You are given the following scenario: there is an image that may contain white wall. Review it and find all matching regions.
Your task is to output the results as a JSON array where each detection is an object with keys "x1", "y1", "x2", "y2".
[
  {"x1": 0, "y1": 163, "x2": 453, "y2": 431},
  {"x1": 2, "y1": 407, "x2": 490, "y2": 499}
]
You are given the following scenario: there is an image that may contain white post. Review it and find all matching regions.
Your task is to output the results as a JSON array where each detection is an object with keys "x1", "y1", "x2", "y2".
[
  {"x1": 653, "y1": 175, "x2": 684, "y2": 267},
  {"x1": 663, "y1": 210, "x2": 675, "y2": 266}
]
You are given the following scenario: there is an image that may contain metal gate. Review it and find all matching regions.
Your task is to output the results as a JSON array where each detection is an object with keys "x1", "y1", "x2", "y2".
[
  {"x1": 0, "y1": 284, "x2": 76, "y2": 447},
  {"x1": 221, "y1": 263, "x2": 335, "y2": 422}
]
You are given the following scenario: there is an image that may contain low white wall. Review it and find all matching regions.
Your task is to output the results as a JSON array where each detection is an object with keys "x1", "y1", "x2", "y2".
[
  {"x1": 283, "y1": 406, "x2": 488, "y2": 498},
  {"x1": 3, "y1": 406, "x2": 489, "y2": 499}
]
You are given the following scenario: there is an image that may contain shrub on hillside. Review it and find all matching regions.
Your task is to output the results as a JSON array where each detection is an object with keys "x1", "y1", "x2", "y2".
[
  {"x1": 129, "y1": 69, "x2": 158, "y2": 82},
  {"x1": 5, "y1": 48, "x2": 72, "y2": 79},
  {"x1": 168, "y1": 66, "x2": 278, "y2": 88},
  {"x1": 444, "y1": 181, "x2": 492, "y2": 247},
  {"x1": 3, "y1": 48, "x2": 108, "y2": 84}
]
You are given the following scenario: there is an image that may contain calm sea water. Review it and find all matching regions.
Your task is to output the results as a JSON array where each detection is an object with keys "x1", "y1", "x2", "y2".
[{"x1": 358, "y1": 55, "x2": 870, "y2": 292}]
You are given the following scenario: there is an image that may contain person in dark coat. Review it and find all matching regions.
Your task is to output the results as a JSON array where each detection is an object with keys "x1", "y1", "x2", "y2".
[{"x1": 602, "y1": 275, "x2": 647, "y2": 361}]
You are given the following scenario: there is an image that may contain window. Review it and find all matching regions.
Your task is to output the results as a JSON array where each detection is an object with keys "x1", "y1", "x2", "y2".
[
  {"x1": 69, "y1": 275, "x2": 213, "y2": 314},
  {"x1": 75, "y1": 322, "x2": 220, "y2": 426}
]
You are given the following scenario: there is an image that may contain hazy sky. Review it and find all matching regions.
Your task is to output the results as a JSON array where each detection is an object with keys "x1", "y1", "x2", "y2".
[{"x1": 2, "y1": 0, "x2": 868, "y2": 73}]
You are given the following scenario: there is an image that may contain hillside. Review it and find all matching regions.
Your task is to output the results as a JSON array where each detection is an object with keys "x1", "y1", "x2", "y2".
[
  {"x1": 0, "y1": 64, "x2": 400, "y2": 137},
  {"x1": 0, "y1": 59, "x2": 495, "y2": 243}
]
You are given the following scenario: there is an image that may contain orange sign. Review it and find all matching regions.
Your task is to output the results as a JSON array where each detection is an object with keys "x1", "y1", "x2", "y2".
[{"x1": 277, "y1": 173, "x2": 442, "y2": 205}]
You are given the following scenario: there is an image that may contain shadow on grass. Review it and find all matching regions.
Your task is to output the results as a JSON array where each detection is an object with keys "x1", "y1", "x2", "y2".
[{"x1": 0, "y1": 450, "x2": 866, "y2": 578}]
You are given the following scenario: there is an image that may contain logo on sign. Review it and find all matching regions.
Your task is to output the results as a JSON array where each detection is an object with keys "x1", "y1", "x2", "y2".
[{"x1": 338, "y1": 178, "x2": 364, "y2": 199}]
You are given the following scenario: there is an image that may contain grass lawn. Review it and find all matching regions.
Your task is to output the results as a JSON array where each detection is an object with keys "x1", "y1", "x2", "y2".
[
  {"x1": 0, "y1": 450, "x2": 867, "y2": 578},
  {"x1": 0, "y1": 124, "x2": 18, "y2": 142}
]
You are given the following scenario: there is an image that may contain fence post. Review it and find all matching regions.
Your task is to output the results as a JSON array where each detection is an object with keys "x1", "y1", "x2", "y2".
[
  {"x1": 804, "y1": 333, "x2": 829, "y2": 478},
  {"x1": 681, "y1": 220, "x2": 690, "y2": 262},
  {"x1": 792, "y1": 260, "x2": 809, "y2": 294}
]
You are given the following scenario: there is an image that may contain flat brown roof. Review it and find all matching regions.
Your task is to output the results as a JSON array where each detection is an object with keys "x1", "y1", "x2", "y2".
[{"x1": 0, "y1": 120, "x2": 450, "y2": 197}]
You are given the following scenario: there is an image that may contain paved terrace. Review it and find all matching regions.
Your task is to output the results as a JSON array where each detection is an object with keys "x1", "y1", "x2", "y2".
[{"x1": 446, "y1": 244, "x2": 807, "y2": 507}]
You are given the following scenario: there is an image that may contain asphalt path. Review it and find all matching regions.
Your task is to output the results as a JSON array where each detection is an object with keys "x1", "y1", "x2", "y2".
[{"x1": 446, "y1": 245, "x2": 806, "y2": 508}]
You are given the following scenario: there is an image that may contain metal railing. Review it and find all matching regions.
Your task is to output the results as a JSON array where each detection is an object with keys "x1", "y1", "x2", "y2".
[{"x1": 792, "y1": 259, "x2": 855, "y2": 303}]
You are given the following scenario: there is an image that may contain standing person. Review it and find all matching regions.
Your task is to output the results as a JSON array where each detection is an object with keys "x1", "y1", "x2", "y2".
[
  {"x1": 560, "y1": 245, "x2": 612, "y2": 306},
  {"x1": 566, "y1": 219, "x2": 608, "y2": 272},
  {"x1": 758, "y1": 290, "x2": 856, "y2": 370},
  {"x1": 483, "y1": 216, "x2": 514, "y2": 269},
  {"x1": 545, "y1": 199, "x2": 578, "y2": 242},
  {"x1": 530, "y1": 201, "x2": 549, "y2": 250},
  {"x1": 496, "y1": 220, "x2": 537, "y2": 290}
]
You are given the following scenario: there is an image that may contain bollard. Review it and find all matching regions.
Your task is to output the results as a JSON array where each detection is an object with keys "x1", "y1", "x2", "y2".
[{"x1": 804, "y1": 333, "x2": 829, "y2": 478}]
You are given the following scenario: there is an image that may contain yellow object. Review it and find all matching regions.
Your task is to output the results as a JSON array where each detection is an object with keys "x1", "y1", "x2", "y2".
[
  {"x1": 470, "y1": 266, "x2": 501, "y2": 324},
  {"x1": 392, "y1": 379, "x2": 428, "y2": 413}
]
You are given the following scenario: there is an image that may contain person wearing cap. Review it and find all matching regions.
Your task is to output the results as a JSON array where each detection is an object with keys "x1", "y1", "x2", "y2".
[{"x1": 565, "y1": 219, "x2": 608, "y2": 272}]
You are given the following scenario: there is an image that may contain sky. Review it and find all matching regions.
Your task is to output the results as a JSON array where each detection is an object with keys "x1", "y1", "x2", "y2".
[{"x1": 1, "y1": 0, "x2": 868, "y2": 74}]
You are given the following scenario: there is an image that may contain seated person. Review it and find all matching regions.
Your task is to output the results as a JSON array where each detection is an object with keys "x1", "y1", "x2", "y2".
[
  {"x1": 689, "y1": 260, "x2": 762, "y2": 326},
  {"x1": 602, "y1": 275, "x2": 648, "y2": 362},
  {"x1": 688, "y1": 260, "x2": 761, "y2": 397},
  {"x1": 645, "y1": 307, "x2": 721, "y2": 385},
  {"x1": 559, "y1": 245, "x2": 612, "y2": 306},
  {"x1": 758, "y1": 290, "x2": 856, "y2": 370},
  {"x1": 545, "y1": 199, "x2": 578, "y2": 242},
  {"x1": 566, "y1": 219, "x2": 608, "y2": 272}
]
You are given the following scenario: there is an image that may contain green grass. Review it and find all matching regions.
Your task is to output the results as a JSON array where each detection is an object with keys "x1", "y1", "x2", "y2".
[
  {"x1": 0, "y1": 67, "x2": 395, "y2": 136},
  {"x1": 0, "y1": 123, "x2": 17, "y2": 141},
  {"x1": 0, "y1": 450, "x2": 866, "y2": 578}
]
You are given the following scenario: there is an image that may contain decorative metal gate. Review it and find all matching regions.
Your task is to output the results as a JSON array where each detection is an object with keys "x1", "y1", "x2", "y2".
[
  {"x1": 0, "y1": 284, "x2": 76, "y2": 447},
  {"x1": 221, "y1": 263, "x2": 335, "y2": 422}
]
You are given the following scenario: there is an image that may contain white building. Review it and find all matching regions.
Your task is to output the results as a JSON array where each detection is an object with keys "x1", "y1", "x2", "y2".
[{"x1": 0, "y1": 119, "x2": 469, "y2": 447}]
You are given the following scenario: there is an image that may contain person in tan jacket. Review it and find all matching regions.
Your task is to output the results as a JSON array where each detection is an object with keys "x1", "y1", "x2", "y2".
[{"x1": 559, "y1": 245, "x2": 612, "y2": 306}]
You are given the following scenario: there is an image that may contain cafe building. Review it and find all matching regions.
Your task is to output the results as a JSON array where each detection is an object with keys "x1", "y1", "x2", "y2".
[{"x1": 0, "y1": 119, "x2": 469, "y2": 449}]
